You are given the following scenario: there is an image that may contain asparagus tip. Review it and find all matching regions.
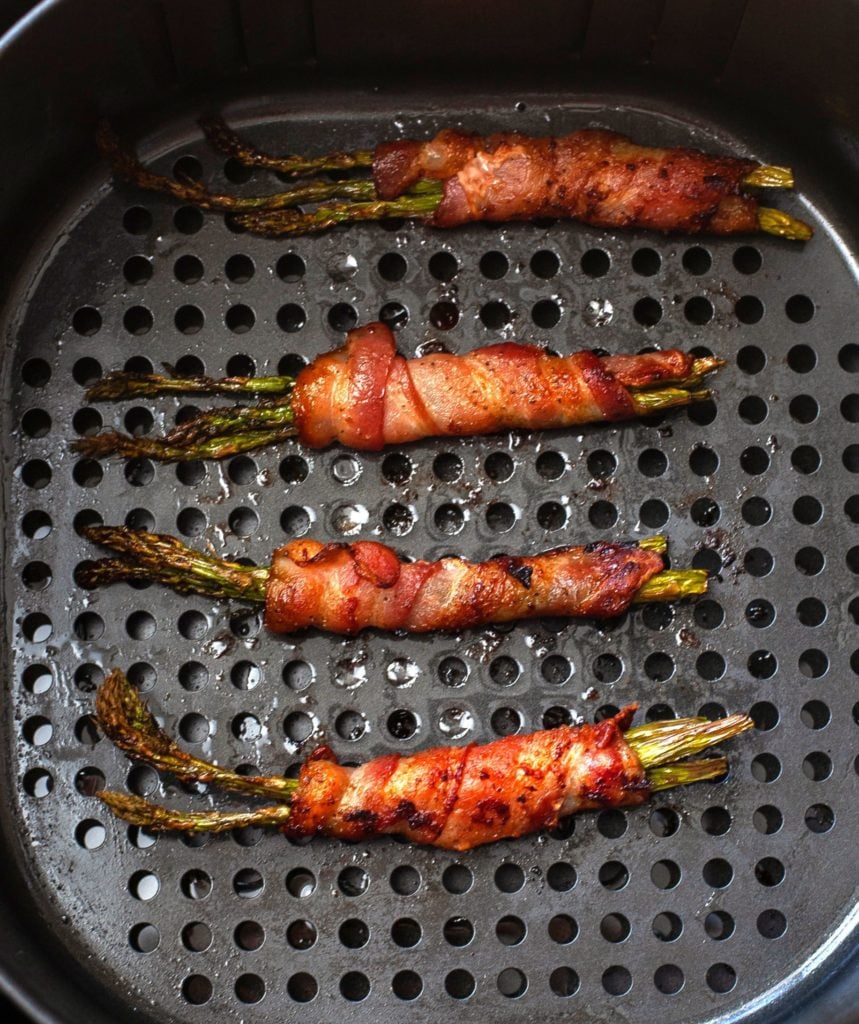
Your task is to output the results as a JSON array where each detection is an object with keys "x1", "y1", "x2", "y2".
[
  {"x1": 631, "y1": 387, "x2": 706, "y2": 415},
  {"x1": 647, "y1": 757, "x2": 729, "y2": 791},
  {"x1": 688, "y1": 387, "x2": 713, "y2": 403},
  {"x1": 628, "y1": 713, "x2": 754, "y2": 771},
  {"x1": 690, "y1": 355, "x2": 727, "y2": 377},
  {"x1": 634, "y1": 568, "x2": 709, "y2": 604},
  {"x1": 758, "y1": 206, "x2": 813, "y2": 241},
  {"x1": 637, "y1": 535, "x2": 667, "y2": 554},
  {"x1": 743, "y1": 165, "x2": 795, "y2": 190}
]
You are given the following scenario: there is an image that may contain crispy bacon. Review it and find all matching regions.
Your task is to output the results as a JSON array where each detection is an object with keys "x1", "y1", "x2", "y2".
[
  {"x1": 373, "y1": 128, "x2": 760, "y2": 233},
  {"x1": 265, "y1": 538, "x2": 663, "y2": 634},
  {"x1": 292, "y1": 322, "x2": 695, "y2": 450},
  {"x1": 286, "y1": 707, "x2": 648, "y2": 850}
]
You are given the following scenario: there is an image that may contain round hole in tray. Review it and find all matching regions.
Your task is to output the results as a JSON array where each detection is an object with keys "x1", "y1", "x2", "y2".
[
  {"x1": 392, "y1": 970, "x2": 422, "y2": 1001},
  {"x1": 758, "y1": 910, "x2": 788, "y2": 940},
  {"x1": 181, "y1": 974, "x2": 212, "y2": 1006},
  {"x1": 286, "y1": 972, "x2": 317, "y2": 1002},
  {"x1": 129, "y1": 923, "x2": 160, "y2": 954},
  {"x1": 684, "y1": 246, "x2": 713, "y2": 273},
  {"x1": 600, "y1": 912, "x2": 631, "y2": 942},
  {"x1": 653, "y1": 912, "x2": 682, "y2": 942},
  {"x1": 338, "y1": 918, "x2": 369, "y2": 949},
  {"x1": 390, "y1": 918, "x2": 419, "y2": 948},
  {"x1": 495, "y1": 915, "x2": 525, "y2": 945},
  {"x1": 531, "y1": 249, "x2": 559, "y2": 278},
  {"x1": 654, "y1": 964, "x2": 684, "y2": 995},
  {"x1": 754, "y1": 805, "x2": 783, "y2": 835},
  {"x1": 491, "y1": 705, "x2": 522, "y2": 735},
  {"x1": 602, "y1": 965, "x2": 632, "y2": 996},
  {"x1": 497, "y1": 967, "x2": 527, "y2": 998},
  {"x1": 548, "y1": 914, "x2": 578, "y2": 945},
  {"x1": 444, "y1": 969, "x2": 475, "y2": 999},
  {"x1": 495, "y1": 863, "x2": 525, "y2": 893},
  {"x1": 445, "y1": 917, "x2": 474, "y2": 946},
  {"x1": 581, "y1": 248, "x2": 610, "y2": 277},
  {"x1": 278, "y1": 453, "x2": 310, "y2": 496}
]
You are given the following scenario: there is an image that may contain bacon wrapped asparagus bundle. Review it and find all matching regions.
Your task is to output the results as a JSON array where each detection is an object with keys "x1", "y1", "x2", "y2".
[
  {"x1": 79, "y1": 530, "x2": 707, "y2": 635},
  {"x1": 74, "y1": 322, "x2": 722, "y2": 461},
  {"x1": 98, "y1": 118, "x2": 812, "y2": 240},
  {"x1": 94, "y1": 669, "x2": 753, "y2": 850}
]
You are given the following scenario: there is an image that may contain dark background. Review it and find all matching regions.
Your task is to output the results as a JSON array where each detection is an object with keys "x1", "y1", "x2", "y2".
[{"x1": 0, "y1": 992, "x2": 31, "y2": 1023}]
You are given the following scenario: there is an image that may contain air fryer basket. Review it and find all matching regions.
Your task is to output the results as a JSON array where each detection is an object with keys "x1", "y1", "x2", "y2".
[{"x1": 1, "y1": 3, "x2": 857, "y2": 1023}]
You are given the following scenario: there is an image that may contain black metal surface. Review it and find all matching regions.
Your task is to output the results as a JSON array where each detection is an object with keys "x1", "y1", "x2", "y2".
[{"x1": 1, "y1": 4, "x2": 858, "y2": 1024}]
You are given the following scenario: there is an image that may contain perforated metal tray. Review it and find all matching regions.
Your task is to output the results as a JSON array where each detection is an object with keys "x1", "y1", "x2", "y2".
[{"x1": 3, "y1": 90, "x2": 858, "y2": 1024}]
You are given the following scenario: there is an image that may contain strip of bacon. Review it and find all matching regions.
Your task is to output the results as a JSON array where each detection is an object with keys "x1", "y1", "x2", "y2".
[
  {"x1": 292, "y1": 322, "x2": 707, "y2": 450},
  {"x1": 286, "y1": 708, "x2": 648, "y2": 849},
  {"x1": 265, "y1": 538, "x2": 664, "y2": 634},
  {"x1": 373, "y1": 128, "x2": 760, "y2": 233}
]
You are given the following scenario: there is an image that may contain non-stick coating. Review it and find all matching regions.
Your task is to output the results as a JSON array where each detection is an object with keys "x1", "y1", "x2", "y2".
[{"x1": 4, "y1": 94, "x2": 858, "y2": 1024}]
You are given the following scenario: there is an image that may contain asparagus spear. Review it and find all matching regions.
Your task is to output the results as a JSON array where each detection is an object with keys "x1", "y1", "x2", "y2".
[
  {"x1": 80, "y1": 526, "x2": 268, "y2": 600},
  {"x1": 73, "y1": 357, "x2": 722, "y2": 463},
  {"x1": 93, "y1": 668, "x2": 752, "y2": 836},
  {"x1": 98, "y1": 117, "x2": 813, "y2": 241},
  {"x1": 230, "y1": 199, "x2": 811, "y2": 242},
  {"x1": 97, "y1": 120, "x2": 380, "y2": 213},
  {"x1": 78, "y1": 526, "x2": 708, "y2": 607},
  {"x1": 86, "y1": 370, "x2": 295, "y2": 401},
  {"x1": 199, "y1": 115, "x2": 797, "y2": 197},
  {"x1": 199, "y1": 114, "x2": 374, "y2": 175}
]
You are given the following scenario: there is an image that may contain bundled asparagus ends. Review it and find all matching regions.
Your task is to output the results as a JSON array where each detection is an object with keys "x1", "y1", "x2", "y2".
[
  {"x1": 98, "y1": 117, "x2": 813, "y2": 241},
  {"x1": 95, "y1": 669, "x2": 753, "y2": 850},
  {"x1": 79, "y1": 529, "x2": 707, "y2": 636},
  {"x1": 74, "y1": 322, "x2": 723, "y2": 462}
]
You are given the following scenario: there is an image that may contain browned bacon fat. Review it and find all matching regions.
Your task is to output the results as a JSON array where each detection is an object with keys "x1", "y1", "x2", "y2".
[
  {"x1": 292, "y1": 322, "x2": 699, "y2": 450},
  {"x1": 265, "y1": 538, "x2": 663, "y2": 634},
  {"x1": 374, "y1": 128, "x2": 760, "y2": 233},
  {"x1": 287, "y1": 707, "x2": 648, "y2": 849}
]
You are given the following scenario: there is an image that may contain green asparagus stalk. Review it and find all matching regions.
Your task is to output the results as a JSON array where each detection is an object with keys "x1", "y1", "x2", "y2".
[
  {"x1": 637, "y1": 535, "x2": 668, "y2": 554},
  {"x1": 79, "y1": 526, "x2": 268, "y2": 600},
  {"x1": 230, "y1": 195, "x2": 812, "y2": 241},
  {"x1": 199, "y1": 115, "x2": 374, "y2": 175},
  {"x1": 86, "y1": 370, "x2": 295, "y2": 401},
  {"x1": 97, "y1": 120, "x2": 378, "y2": 213},
  {"x1": 625, "y1": 714, "x2": 754, "y2": 767},
  {"x1": 96, "y1": 667, "x2": 297, "y2": 799},
  {"x1": 75, "y1": 398, "x2": 296, "y2": 461},
  {"x1": 98, "y1": 794, "x2": 295, "y2": 832},
  {"x1": 76, "y1": 425, "x2": 298, "y2": 462},
  {"x1": 630, "y1": 387, "x2": 711, "y2": 416},
  {"x1": 646, "y1": 758, "x2": 729, "y2": 791},
  {"x1": 229, "y1": 187, "x2": 444, "y2": 237}
]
